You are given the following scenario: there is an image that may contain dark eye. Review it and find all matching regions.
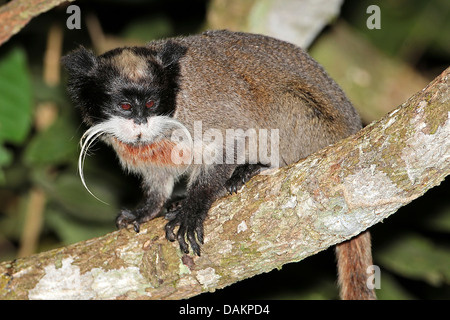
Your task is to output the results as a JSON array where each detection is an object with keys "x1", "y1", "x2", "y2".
[
  {"x1": 120, "y1": 103, "x2": 132, "y2": 111},
  {"x1": 145, "y1": 100, "x2": 155, "y2": 109}
]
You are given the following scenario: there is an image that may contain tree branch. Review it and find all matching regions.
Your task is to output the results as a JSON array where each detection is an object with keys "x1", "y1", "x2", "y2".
[
  {"x1": 0, "y1": 0, "x2": 74, "y2": 46},
  {"x1": 1, "y1": 68, "x2": 449, "y2": 300}
]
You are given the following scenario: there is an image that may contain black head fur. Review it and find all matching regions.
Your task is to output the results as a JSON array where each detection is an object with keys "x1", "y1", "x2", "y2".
[{"x1": 62, "y1": 41, "x2": 187, "y2": 125}]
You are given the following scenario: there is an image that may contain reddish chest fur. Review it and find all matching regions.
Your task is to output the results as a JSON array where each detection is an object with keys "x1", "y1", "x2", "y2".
[{"x1": 113, "y1": 138, "x2": 180, "y2": 166}]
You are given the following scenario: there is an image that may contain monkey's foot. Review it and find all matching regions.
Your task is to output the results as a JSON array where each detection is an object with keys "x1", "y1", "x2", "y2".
[
  {"x1": 165, "y1": 203, "x2": 204, "y2": 256},
  {"x1": 225, "y1": 163, "x2": 265, "y2": 194}
]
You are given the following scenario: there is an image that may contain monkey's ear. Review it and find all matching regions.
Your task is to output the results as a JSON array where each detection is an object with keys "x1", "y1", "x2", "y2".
[
  {"x1": 157, "y1": 41, "x2": 187, "y2": 68},
  {"x1": 61, "y1": 46, "x2": 98, "y2": 77}
]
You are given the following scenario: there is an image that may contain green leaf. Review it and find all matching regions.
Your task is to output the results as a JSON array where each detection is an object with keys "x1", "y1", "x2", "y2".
[
  {"x1": 23, "y1": 117, "x2": 78, "y2": 166},
  {"x1": 425, "y1": 204, "x2": 450, "y2": 233},
  {"x1": 0, "y1": 48, "x2": 33, "y2": 182},
  {"x1": 0, "y1": 144, "x2": 12, "y2": 183},
  {"x1": 0, "y1": 48, "x2": 33, "y2": 144},
  {"x1": 42, "y1": 172, "x2": 118, "y2": 223},
  {"x1": 376, "y1": 233, "x2": 450, "y2": 286},
  {"x1": 376, "y1": 272, "x2": 415, "y2": 300}
]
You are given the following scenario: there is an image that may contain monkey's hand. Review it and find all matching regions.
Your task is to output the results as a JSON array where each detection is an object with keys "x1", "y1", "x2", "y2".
[
  {"x1": 115, "y1": 206, "x2": 161, "y2": 233},
  {"x1": 116, "y1": 209, "x2": 142, "y2": 233},
  {"x1": 164, "y1": 200, "x2": 206, "y2": 256}
]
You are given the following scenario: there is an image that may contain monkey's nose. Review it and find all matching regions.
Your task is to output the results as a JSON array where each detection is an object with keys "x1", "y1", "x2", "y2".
[{"x1": 133, "y1": 117, "x2": 148, "y2": 125}]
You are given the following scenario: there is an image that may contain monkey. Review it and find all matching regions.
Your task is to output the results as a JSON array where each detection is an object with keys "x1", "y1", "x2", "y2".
[{"x1": 62, "y1": 30, "x2": 375, "y2": 300}]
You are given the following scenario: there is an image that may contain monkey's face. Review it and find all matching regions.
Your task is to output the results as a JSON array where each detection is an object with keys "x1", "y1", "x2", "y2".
[
  {"x1": 62, "y1": 45, "x2": 190, "y2": 188},
  {"x1": 62, "y1": 43, "x2": 187, "y2": 146}
]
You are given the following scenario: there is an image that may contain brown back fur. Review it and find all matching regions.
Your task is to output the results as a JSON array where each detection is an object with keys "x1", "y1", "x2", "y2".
[{"x1": 148, "y1": 30, "x2": 362, "y2": 165}]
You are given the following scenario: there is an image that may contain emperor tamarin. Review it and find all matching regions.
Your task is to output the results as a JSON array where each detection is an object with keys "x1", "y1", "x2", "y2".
[{"x1": 62, "y1": 30, "x2": 375, "y2": 299}]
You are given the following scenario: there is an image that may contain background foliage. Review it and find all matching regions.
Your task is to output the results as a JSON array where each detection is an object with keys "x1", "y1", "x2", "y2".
[{"x1": 0, "y1": 0, "x2": 448, "y2": 299}]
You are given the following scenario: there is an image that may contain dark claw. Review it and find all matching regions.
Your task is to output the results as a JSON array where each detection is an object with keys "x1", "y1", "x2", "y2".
[
  {"x1": 226, "y1": 181, "x2": 240, "y2": 195},
  {"x1": 165, "y1": 220, "x2": 177, "y2": 242},
  {"x1": 132, "y1": 221, "x2": 140, "y2": 233},
  {"x1": 177, "y1": 226, "x2": 189, "y2": 254},
  {"x1": 196, "y1": 225, "x2": 204, "y2": 245},
  {"x1": 187, "y1": 225, "x2": 202, "y2": 256},
  {"x1": 189, "y1": 238, "x2": 201, "y2": 256},
  {"x1": 116, "y1": 209, "x2": 141, "y2": 233}
]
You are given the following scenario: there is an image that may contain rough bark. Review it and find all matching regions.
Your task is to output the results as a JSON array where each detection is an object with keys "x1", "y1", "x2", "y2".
[
  {"x1": 1, "y1": 67, "x2": 448, "y2": 300},
  {"x1": 0, "y1": 0, "x2": 74, "y2": 46}
]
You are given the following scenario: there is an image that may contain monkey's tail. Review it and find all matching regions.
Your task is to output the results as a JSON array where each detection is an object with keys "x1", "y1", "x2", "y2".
[{"x1": 335, "y1": 230, "x2": 376, "y2": 300}]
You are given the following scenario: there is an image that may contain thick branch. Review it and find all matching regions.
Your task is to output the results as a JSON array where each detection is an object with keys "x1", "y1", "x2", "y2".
[{"x1": 1, "y1": 68, "x2": 449, "y2": 300}]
